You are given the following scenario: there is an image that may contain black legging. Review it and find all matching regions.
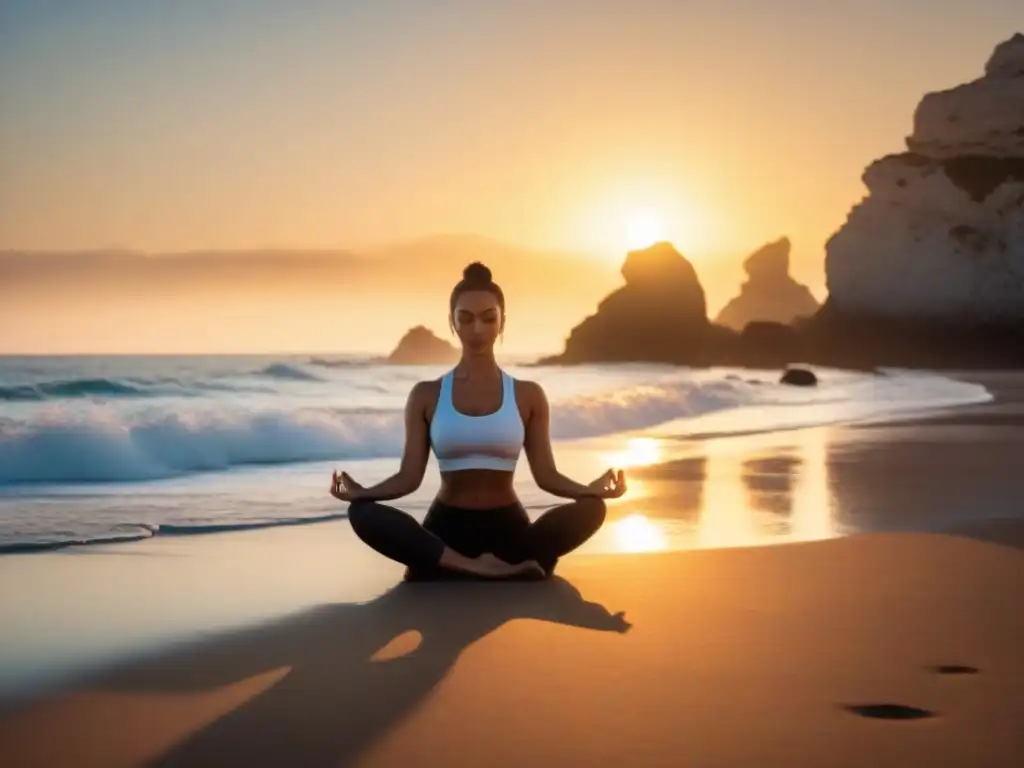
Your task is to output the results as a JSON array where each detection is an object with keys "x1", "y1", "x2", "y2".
[{"x1": 347, "y1": 497, "x2": 607, "y2": 579}]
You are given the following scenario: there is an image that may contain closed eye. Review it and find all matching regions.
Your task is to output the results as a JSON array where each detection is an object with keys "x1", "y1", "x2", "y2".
[{"x1": 457, "y1": 310, "x2": 499, "y2": 323}]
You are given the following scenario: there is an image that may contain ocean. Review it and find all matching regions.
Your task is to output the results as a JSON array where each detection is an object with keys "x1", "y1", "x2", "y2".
[{"x1": 0, "y1": 355, "x2": 994, "y2": 555}]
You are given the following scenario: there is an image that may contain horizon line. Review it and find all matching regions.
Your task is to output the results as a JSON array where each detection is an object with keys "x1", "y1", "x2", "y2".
[
  {"x1": 0, "y1": 232, "x2": 750, "y2": 262},
  {"x1": 0, "y1": 232, "x2": 605, "y2": 258}
]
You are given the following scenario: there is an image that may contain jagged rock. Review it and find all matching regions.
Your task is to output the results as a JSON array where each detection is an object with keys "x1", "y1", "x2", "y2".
[
  {"x1": 780, "y1": 367, "x2": 817, "y2": 387},
  {"x1": 908, "y1": 33, "x2": 1024, "y2": 159},
  {"x1": 823, "y1": 32, "x2": 1024, "y2": 328},
  {"x1": 715, "y1": 238, "x2": 820, "y2": 330},
  {"x1": 542, "y1": 242, "x2": 710, "y2": 364},
  {"x1": 387, "y1": 326, "x2": 459, "y2": 365}
]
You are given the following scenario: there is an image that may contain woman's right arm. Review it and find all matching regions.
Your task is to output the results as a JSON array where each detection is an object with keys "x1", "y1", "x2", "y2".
[{"x1": 342, "y1": 381, "x2": 433, "y2": 502}]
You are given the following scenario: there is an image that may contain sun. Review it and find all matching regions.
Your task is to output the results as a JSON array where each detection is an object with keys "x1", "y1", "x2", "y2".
[{"x1": 625, "y1": 211, "x2": 668, "y2": 250}]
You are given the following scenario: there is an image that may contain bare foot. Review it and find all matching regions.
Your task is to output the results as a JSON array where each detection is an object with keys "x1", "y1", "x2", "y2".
[
  {"x1": 438, "y1": 547, "x2": 546, "y2": 580},
  {"x1": 474, "y1": 553, "x2": 546, "y2": 580}
]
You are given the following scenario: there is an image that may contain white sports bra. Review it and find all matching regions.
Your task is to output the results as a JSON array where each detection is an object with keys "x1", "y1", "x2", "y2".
[{"x1": 429, "y1": 369, "x2": 525, "y2": 472}]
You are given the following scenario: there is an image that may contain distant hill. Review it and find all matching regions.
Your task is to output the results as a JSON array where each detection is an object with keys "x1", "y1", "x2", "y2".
[{"x1": 0, "y1": 235, "x2": 621, "y2": 355}]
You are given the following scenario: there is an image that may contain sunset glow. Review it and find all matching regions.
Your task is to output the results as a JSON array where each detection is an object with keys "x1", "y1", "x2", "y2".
[
  {"x1": 608, "y1": 437, "x2": 663, "y2": 469},
  {"x1": 0, "y1": 3, "x2": 1018, "y2": 354},
  {"x1": 625, "y1": 211, "x2": 669, "y2": 251}
]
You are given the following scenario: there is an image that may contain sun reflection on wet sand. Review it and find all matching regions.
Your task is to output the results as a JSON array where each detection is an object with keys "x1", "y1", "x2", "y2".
[
  {"x1": 786, "y1": 428, "x2": 839, "y2": 542},
  {"x1": 606, "y1": 437, "x2": 663, "y2": 468},
  {"x1": 696, "y1": 442, "x2": 757, "y2": 549},
  {"x1": 696, "y1": 429, "x2": 838, "y2": 548},
  {"x1": 610, "y1": 513, "x2": 670, "y2": 553},
  {"x1": 583, "y1": 428, "x2": 840, "y2": 556}
]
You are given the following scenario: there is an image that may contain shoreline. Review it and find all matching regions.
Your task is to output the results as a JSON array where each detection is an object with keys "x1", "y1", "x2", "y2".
[
  {"x1": 1, "y1": 373, "x2": 1022, "y2": 764},
  {"x1": 0, "y1": 365, "x2": 1002, "y2": 559}
]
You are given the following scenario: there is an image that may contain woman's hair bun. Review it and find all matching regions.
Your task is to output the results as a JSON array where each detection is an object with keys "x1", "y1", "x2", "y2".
[{"x1": 462, "y1": 261, "x2": 492, "y2": 285}]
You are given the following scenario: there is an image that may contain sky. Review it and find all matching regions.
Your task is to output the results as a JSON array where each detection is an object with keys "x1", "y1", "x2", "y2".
[{"x1": 1, "y1": 0, "x2": 1020, "y2": 353}]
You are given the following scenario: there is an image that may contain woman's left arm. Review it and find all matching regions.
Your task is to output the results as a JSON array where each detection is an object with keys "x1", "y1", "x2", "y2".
[{"x1": 520, "y1": 381, "x2": 626, "y2": 500}]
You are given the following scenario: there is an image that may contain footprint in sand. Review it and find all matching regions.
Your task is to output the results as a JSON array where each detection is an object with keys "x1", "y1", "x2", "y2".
[
  {"x1": 841, "y1": 665, "x2": 979, "y2": 720},
  {"x1": 929, "y1": 664, "x2": 979, "y2": 675},
  {"x1": 842, "y1": 703, "x2": 936, "y2": 720}
]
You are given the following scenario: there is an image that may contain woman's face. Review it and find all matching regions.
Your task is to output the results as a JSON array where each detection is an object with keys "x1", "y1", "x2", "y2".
[{"x1": 451, "y1": 290, "x2": 504, "y2": 353}]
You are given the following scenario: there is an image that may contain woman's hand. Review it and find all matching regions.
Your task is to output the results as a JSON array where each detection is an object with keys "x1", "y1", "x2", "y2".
[
  {"x1": 586, "y1": 468, "x2": 627, "y2": 499},
  {"x1": 330, "y1": 470, "x2": 367, "y2": 502}
]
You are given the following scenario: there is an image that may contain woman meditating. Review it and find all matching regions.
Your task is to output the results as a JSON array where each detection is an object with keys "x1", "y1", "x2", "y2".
[{"x1": 329, "y1": 261, "x2": 627, "y2": 580}]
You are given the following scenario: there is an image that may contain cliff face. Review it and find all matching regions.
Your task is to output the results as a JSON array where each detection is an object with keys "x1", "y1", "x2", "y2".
[
  {"x1": 546, "y1": 242, "x2": 711, "y2": 364},
  {"x1": 823, "y1": 33, "x2": 1024, "y2": 325},
  {"x1": 715, "y1": 238, "x2": 820, "y2": 331}
]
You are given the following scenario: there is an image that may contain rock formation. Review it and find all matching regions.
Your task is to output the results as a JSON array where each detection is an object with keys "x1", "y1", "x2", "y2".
[
  {"x1": 540, "y1": 242, "x2": 711, "y2": 364},
  {"x1": 387, "y1": 326, "x2": 459, "y2": 365},
  {"x1": 823, "y1": 33, "x2": 1024, "y2": 327},
  {"x1": 715, "y1": 238, "x2": 820, "y2": 330},
  {"x1": 540, "y1": 34, "x2": 1024, "y2": 370}
]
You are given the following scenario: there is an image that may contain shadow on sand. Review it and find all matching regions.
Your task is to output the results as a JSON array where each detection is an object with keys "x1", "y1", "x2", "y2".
[{"x1": 82, "y1": 576, "x2": 630, "y2": 767}]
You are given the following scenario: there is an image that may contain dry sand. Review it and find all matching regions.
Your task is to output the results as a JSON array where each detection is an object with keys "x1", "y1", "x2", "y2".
[{"x1": 1, "y1": 527, "x2": 1021, "y2": 767}]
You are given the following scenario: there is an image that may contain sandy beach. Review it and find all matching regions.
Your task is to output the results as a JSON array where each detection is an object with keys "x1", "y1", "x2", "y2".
[
  {"x1": 5, "y1": 5, "x2": 1024, "y2": 765},
  {"x1": 1, "y1": 373, "x2": 1023, "y2": 767}
]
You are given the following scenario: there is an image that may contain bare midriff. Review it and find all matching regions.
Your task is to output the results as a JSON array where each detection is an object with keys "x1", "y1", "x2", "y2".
[{"x1": 436, "y1": 469, "x2": 519, "y2": 509}]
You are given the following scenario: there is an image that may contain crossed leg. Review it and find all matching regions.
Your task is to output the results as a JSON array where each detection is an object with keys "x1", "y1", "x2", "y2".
[
  {"x1": 511, "y1": 497, "x2": 607, "y2": 575},
  {"x1": 347, "y1": 496, "x2": 607, "y2": 581}
]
